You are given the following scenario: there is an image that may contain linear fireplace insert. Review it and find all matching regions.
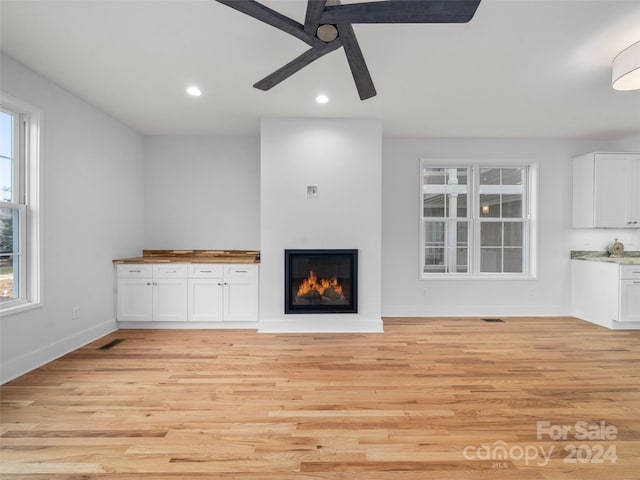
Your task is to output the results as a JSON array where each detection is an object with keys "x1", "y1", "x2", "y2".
[{"x1": 285, "y1": 249, "x2": 358, "y2": 314}]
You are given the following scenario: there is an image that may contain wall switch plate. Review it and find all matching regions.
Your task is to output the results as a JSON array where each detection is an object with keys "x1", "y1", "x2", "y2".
[{"x1": 306, "y1": 185, "x2": 319, "y2": 198}]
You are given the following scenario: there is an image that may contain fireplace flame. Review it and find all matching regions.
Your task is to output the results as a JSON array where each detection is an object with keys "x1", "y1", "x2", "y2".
[{"x1": 296, "y1": 270, "x2": 345, "y2": 300}]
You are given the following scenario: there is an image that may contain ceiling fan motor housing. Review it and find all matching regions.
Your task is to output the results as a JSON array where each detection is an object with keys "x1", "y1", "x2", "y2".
[{"x1": 317, "y1": 24, "x2": 338, "y2": 42}]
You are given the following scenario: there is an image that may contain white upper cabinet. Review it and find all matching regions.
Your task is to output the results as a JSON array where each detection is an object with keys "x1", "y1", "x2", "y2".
[{"x1": 572, "y1": 152, "x2": 640, "y2": 228}]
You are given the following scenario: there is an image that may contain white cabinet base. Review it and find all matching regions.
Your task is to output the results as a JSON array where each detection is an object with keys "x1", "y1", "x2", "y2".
[
  {"x1": 116, "y1": 263, "x2": 259, "y2": 328},
  {"x1": 571, "y1": 260, "x2": 640, "y2": 330}
]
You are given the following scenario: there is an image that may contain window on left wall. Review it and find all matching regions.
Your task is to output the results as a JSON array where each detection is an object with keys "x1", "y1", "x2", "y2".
[{"x1": 0, "y1": 97, "x2": 40, "y2": 313}]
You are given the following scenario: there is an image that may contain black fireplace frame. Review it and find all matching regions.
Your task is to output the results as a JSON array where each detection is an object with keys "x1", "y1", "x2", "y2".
[{"x1": 284, "y1": 249, "x2": 358, "y2": 314}]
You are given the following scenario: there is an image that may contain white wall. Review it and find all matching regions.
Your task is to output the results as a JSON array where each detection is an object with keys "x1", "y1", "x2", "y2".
[
  {"x1": 0, "y1": 54, "x2": 145, "y2": 383},
  {"x1": 144, "y1": 136, "x2": 260, "y2": 249},
  {"x1": 259, "y1": 118, "x2": 383, "y2": 332},
  {"x1": 381, "y1": 137, "x2": 630, "y2": 317}
]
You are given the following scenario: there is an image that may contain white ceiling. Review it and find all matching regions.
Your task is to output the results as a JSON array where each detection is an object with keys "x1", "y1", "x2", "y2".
[{"x1": 1, "y1": 0, "x2": 640, "y2": 139}]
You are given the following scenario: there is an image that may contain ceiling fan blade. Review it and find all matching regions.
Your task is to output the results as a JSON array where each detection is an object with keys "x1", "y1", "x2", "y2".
[
  {"x1": 304, "y1": 0, "x2": 328, "y2": 36},
  {"x1": 215, "y1": 0, "x2": 324, "y2": 48},
  {"x1": 254, "y1": 40, "x2": 342, "y2": 91},
  {"x1": 335, "y1": 23, "x2": 376, "y2": 100},
  {"x1": 322, "y1": 0, "x2": 481, "y2": 24}
]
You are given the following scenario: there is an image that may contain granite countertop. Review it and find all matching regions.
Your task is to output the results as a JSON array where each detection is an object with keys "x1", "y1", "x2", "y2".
[
  {"x1": 571, "y1": 250, "x2": 640, "y2": 265},
  {"x1": 113, "y1": 250, "x2": 260, "y2": 264}
]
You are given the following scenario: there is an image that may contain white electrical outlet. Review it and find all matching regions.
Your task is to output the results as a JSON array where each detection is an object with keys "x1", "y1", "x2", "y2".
[{"x1": 72, "y1": 307, "x2": 80, "y2": 320}]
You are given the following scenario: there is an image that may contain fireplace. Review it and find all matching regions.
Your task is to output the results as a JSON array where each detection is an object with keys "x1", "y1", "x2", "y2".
[{"x1": 285, "y1": 249, "x2": 358, "y2": 314}]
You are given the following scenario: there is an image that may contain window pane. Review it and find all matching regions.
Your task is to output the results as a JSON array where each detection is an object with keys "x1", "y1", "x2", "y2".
[
  {"x1": 502, "y1": 168, "x2": 523, "y2": 185},
  {"x1": 425, "y1": 221, "x2": 445, "y2": 245},
  {"x1": 481, "y1": 248, "x2": 502, "y2": 272},
  {"x1": 480, "y1": 222, "x2": 502, "y2": 247},
  {"x1": 502, "y1": 194, "x2": 522, "y2": 218},
  {"x1": 456, "y1": 248, "x2": 468, "y2": 273},
  {"x1": 480, "y1": 168, "x2": 501, "y2": 185},
  {"x1": 0, "y1": 111, "x2": 13, "y2": 202},
  {"x1": 424, "y1": 247, "x2": 445, "y2": 272},
  {"x1": 456, "y1": 193, "x2": 467, "y2": 218},
  {"x1": 504, "y1": 248, "x2": 523, "y2": 273},
  {"x1": 0, "y1": 111, "x2": 12, "y2": 159},
  {"x1": 1, "y1": 157, "x2": 13, "y2": 202},
  {"x1": 423, "y1": 167, "x2": 446, "y2": 185},
  {"x1": 504, "y1": 222, "x2": 523, "y2": 247},
  {"x1": 0, "y1": 207, "x2": 17, "y2": 254},
  {"x1": 424, "y1": 220, "x2": 468, "y2": 273},
  {"x1": 480, "y1": 194, "x2": 500, "y2": 217},
  {"x1": 0, "y1": 207, "x2": 19, "y2": 303},
  {"x1": 0, "y1": 254, "x2": 17, "y2": 303},
  {"x1": 424, "y1": 193, "x2": 446, "y2": 218},
  {"x1": 457, "y1": 222, "x2": 468, "y2": 244}
]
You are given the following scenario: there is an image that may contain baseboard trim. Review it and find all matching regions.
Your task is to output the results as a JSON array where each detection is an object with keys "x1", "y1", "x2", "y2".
[{"x1": 1, "y1": 319, "x2": 117, "y2": 384}]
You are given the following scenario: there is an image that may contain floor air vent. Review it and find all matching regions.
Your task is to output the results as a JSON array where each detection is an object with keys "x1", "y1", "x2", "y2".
[
  {"x1": 482, "y1": 318, "x2": 505, "y2": 323},
  {"x1": 98, "y1": 338, "x2": 125, "y2": 350}
]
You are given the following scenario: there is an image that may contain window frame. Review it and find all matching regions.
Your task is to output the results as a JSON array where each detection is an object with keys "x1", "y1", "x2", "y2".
[
  {"x1": 420, "y1": 159, "x2": 537, "y2": 280},
  {"x1": 1, "y1": 94, "x2": 42, "y2": 315}
]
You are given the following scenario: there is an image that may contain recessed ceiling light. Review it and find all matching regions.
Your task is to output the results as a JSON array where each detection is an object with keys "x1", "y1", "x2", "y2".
[
  {"x1": 186, "y1": 86, "x2": 202, "y2": 97},
  {"x1": 315, "y1": 94, "x2": 329, "y2": 104}
]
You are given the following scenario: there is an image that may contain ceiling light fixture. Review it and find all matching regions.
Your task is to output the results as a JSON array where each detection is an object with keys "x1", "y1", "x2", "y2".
[
  {"x1": 315, "y1": 94, "x2": 329, "y2": 104},
  {"x1": 186, "y1": 86, "x2": 202, "y2": 97},
  {"x1": 612, "y1": 41, "x2": 640, "y2": 91}
]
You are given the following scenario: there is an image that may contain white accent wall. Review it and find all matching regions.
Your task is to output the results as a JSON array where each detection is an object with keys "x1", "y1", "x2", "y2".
[
  {"x1": 0, "y1": 54, "x2": 145, "y2": 384},
  {"x1": 259, "y1": 118, "x2": 383, "y2": 332},
  {"x1": 143, "y1": 136, "x2": 260, "y2": 250}
]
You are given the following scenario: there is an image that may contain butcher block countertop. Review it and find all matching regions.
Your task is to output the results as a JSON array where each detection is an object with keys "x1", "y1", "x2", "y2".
[{"x1": 113, "y1": 250, "x2": 260, "y2": 264}]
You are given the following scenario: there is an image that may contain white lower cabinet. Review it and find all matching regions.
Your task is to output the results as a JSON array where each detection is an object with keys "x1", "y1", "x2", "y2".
[
  {"x1": 117, "y1": 264, "x2": 187, "y2": 322},
  {"x1": 571, "y1": 261, "x2": 640, "y2": 328},
  {"x1": 117, "y1": 263, "x2": 258, "y2": 324},
  {"x1": 620, "y1": 266, "x2": 640, "y2": 323}
]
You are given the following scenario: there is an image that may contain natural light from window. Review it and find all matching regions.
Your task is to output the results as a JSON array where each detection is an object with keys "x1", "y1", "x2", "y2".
[{"x1": 420, "y1": 161, "x2": 536, "y2": 279}]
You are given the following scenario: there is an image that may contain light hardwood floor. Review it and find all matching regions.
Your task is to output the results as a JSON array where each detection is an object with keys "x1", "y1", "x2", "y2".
[{"x1": 1, "y1": 317, "x2": 639, "y2": 479}]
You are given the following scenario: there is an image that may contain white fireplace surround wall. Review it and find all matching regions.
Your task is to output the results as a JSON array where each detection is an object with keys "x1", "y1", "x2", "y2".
[{"x1": 259, "y1": 118, "x2": 383, "y2": 333}]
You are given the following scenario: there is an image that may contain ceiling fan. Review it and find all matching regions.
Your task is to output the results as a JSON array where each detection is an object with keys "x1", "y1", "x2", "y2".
[{"x1": 215, "y1": 0, "x2": 482, "y2": 100}]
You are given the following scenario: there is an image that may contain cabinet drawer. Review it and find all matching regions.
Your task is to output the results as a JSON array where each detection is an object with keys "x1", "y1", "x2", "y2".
[
  {"x1": 189, "y1": 264, "x2": 224, "y2": 278},
  {"x1": 620, "y1": 265, "x2": 640, "y2": 280},
  {"x1": 117, "y1": 264, "x2": 152, "y2": 278},
  {"x1": 153, "y1": 264, "x2": 188, "y2": 278},
  {"x1": 225, "y1": 264, "x2": 259, "y2": 279}
]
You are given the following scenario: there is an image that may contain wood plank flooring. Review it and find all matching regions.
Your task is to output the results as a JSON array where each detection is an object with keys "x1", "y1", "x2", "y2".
[{"x1": 1, "y1": 317, "x2": 639, "y2": 479}]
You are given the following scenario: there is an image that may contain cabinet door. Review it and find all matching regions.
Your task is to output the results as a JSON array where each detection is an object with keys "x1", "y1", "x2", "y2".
[
  {"x1": 117, "y1": 278, "x2": 153, "y2": 322},
  {"x1": 188, "y1": 278, "x2": 223, "y2": 322},
  {"x1": 620, "y1": 280, "x2": 640, "y2": 323},
  {"x1": 154, "y1": 278, "x2": 188, "y2": 322},
  {"x1": 224, "y1": 279, "x2": 259, "y2": 321},
  {"x1": 594, "y1": 154, "x2": 640, "y2": 228},
  {"x1": 223, "y1": 265, "x2": 259, "y2": 322}
]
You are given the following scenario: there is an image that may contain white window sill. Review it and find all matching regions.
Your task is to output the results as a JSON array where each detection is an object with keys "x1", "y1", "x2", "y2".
[
  {"x1": 421, "y1": 274, "x2": 537, "y2": 281},
  {"x1": 1, "y1": 301, "x2": 42, "y2": 317}
]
